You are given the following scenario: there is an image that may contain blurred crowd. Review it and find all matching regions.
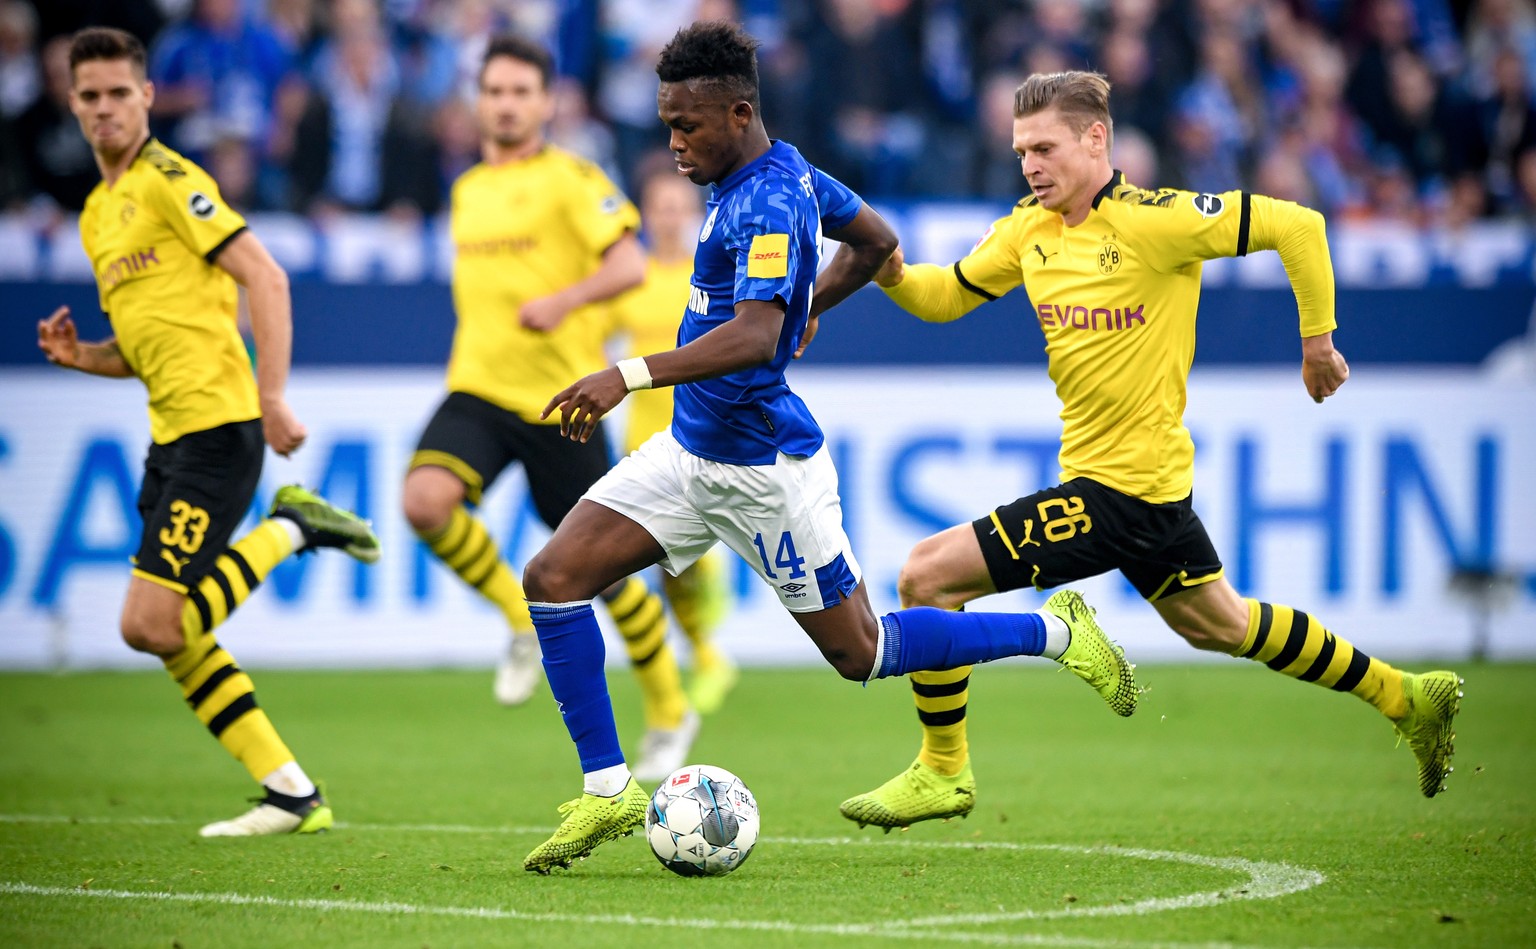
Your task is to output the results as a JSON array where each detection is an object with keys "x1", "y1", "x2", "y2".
[{"x1": 1, "y1": 0, "x2": 1534, "y2": 227}]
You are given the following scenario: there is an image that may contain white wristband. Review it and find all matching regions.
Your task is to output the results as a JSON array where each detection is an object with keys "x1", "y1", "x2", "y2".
[{"x1": 615, "y1": 357, "x2": 653, "y2": 391}]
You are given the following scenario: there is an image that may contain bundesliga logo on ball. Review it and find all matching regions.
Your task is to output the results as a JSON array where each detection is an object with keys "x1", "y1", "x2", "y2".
[{"x1": 645, "y1": 765, "x2": 759, "y2": 877}]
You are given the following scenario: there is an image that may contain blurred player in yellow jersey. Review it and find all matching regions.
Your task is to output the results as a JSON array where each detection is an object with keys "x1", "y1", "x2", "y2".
[
  {"x1": 841, "y1": 70, "x2": 1464, "y2": 830},
  {"x1": 399, "y1": 36, "x2": 697, "y2": 780},
  {"x1": 606, "y1": 168, "x2": 737, "y2": 715},
  {"x1": 35, "y1": 28, "x2": 380, "y2": 837}
]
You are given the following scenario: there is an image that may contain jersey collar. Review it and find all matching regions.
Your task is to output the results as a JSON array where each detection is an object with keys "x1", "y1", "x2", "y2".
[
  {"x1": 1089, "y1": 169, "x2": 1127, "y2": 210},
  {"x1": 714, "y1": 140, "x2": 787, "y2": 195}
]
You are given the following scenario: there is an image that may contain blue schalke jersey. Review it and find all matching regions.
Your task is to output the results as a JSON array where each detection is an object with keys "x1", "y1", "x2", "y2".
[{"x1": 671, "y1": 141, "x2": 862, "y2": 465}]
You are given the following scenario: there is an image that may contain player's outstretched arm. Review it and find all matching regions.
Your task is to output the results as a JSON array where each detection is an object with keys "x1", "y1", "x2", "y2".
[
  {"x1": 543, "y1": 299, "x2": 785, "y2": 443},
  {"x1": 520, "y1": 232, "x2": 647, "y2": 331},
  {"x1": 215, "y1": 230, "x2": 307, "y2": 457},
  {"x1": 876, "y1": 246, "x2": 989, "y2": 324},
  {"x1": 37, "y1": 306, "x2": 134, "y2": 377}
]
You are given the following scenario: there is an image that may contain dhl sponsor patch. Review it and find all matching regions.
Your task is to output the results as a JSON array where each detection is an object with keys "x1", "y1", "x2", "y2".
[{"x1": 746, "y1": 233, "x2": 789, "y2": 278}]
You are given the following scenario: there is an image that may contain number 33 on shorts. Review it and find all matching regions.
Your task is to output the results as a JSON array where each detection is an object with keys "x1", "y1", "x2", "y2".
[{"x1": 159, "y1": 498, "x2": 211, "y2": 553}]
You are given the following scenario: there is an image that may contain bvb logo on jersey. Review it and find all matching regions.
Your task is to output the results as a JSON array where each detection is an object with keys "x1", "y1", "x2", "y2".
[{"x1": 1097, "y1": 242, "x2": 1122, "y2": 275}]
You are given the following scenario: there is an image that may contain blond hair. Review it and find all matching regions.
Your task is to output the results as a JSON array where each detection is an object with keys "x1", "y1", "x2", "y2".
[{"x1": 1014, "y1": 71, "x2": 1113, "y2": 146}]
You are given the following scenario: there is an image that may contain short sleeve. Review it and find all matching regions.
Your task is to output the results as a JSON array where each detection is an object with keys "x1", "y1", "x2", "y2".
[
  {"x1": 563, "y1": 160, "x2": 640, "y2": 256},
  {"x1": 140, "y1": 158, "x2": 248, "y2": 262},
  {"x1": 812, "y1": 167, "x2": 862, "y2": 231},
  {"x1": 725, "y1": 178, "x2": 806, "y2": 307},
  {"x1": 953, "y1": 211, "x2": 1028, "y2": 300}
]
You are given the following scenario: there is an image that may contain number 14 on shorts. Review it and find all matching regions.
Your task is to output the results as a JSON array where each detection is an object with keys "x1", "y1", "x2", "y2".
[{"x1": 752, "y1": 530, "x2": 806, "y2": 579}]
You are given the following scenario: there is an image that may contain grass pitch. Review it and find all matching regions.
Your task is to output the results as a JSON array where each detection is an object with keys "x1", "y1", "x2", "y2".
[{"x1": 2, "y1": 661, "x2": 1533, "y2": 948}]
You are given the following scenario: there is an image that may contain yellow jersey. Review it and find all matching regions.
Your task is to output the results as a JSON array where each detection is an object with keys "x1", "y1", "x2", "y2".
[
  {"x1": 79, "y1": 138, "x2": 258, "y2": 444},
  {"x1": 885, "y1": 173, "x2": 1336, "y2": 503},
  {"x1": 446, "y1": 145, "x2": 640, "y2": 421},
  {"x1": 608, "y1": 255, "x2": 693, "y2": 454}
]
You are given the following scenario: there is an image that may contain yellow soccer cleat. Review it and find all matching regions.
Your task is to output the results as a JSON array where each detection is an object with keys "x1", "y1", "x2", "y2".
[
  {"x1": 523, "y1": 778, "x2": 648, "y2": 874},
  {"x1": 1395, "y1": 670, "x2": 1464, "y2": 798},
  {"x1": 1045, "y1": 589, "x2": 1138, "y2": 717},
  {"x1": 839, "y1": 758, "x2": 976, "y2": 832}
]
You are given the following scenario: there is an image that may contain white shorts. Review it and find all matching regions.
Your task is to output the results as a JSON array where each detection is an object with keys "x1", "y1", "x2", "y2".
[{"x1": 585, "y1": 430, "x2": 861, "y2": 612}]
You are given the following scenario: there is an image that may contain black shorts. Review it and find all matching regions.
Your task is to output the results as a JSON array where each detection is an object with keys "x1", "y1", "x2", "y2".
[
  {"x1": 410, "y1": 391, "x2": 613, "y2": 529},
  {"x1": 973, "y1": 477, "x2": 1223, "y2": 602},
  {"x1": 134, "y1": 419, "x2": 264, "y2": 592}
]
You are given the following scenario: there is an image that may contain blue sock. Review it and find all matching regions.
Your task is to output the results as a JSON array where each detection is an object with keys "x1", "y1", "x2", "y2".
[
  {"x1": 530, "y1": 601, "x2": 624, "y2": 772},
  {"x1": 874, "y1": 607, "x2": 1046, "y2": 679}
]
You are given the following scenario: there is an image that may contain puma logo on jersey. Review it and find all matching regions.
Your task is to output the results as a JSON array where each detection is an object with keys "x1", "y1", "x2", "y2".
[
  {"x1": 1032, "y1": 244, "x2": 1057, "y2": 264},
  {"x1": 160, "y1": 548, "x2": 192, "y2": 578}
]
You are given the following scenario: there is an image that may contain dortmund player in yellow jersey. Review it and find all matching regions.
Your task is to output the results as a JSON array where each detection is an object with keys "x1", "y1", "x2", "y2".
[
  {"x1": 607, "y1": 168, "x2": 737, "y2": 715},
  {"x1": 35, "y1": 28, "x2": 380, "y2": 837},
  {"x1": 840, "y1": 71, "x2": 1463, "y2": 830},
  {"x1": 399, "y1": 35, "x2": 697, "y2": 780}
]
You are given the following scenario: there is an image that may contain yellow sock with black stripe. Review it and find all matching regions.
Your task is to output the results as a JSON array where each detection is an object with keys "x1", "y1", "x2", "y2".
[
  {"x1": 164, "y1": 635, "x2": 295, "y2": 781},
  {"x1": 418, "y1": 506, "x2": 533, "y2": 633},
  {"x1": 180, "y1": 520, "x2": 290, "y2": 635},
  {"x1": 662, "y1": 554, "x2": 730, "y2": 672},
  {"x1": 166, "y1": 519, "x2": 299, "y2": 782},
  {"x1": 911, "y1": 665, "x2": 971, "y2": 775},
  {"x1": 604, "y1": 577, "x2": 687, "y2": 729},
  {"x1": 1238, "y1": 599, "x2": 1408, "y2": 720}
]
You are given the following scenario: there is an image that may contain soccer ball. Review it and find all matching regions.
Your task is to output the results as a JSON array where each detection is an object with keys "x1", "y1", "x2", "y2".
[{"x1": 645, "y1": 764, "x2": 759, "y2": 877}]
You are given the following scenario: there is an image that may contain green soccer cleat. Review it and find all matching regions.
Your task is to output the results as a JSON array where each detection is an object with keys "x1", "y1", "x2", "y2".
[
  {"x1": 199, "y1": 787, "x2": 333, "y2": 837},
  {"x1": 685, "y1": 656, "x2": 739, "y2": 716},
  {"x1": 1045, "y1": 589, "x2": 1139, "y2": 717},
  {"x1": 523, "y1": 778, "x2": 648, "y2": 874},
  {"x1": 839, "y1": 758, "x2": 976, "y2": 832},
  {"x1": 270, "y1": 484, "x2": 381, "y2": 563},
  {"x1": 1395, "y1": 670, "x2": 1464, "y2": 798}
]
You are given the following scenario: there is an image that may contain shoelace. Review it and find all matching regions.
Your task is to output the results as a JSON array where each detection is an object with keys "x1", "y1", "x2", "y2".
[{"x1": 1059, "y1": 655, "x2": 1111, "y2": 689}]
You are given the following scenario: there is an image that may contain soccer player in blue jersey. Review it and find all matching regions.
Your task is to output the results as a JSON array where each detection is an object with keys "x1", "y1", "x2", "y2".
[{"x1": 516, "y1": 20, "x2": 1139, "y2": 874}]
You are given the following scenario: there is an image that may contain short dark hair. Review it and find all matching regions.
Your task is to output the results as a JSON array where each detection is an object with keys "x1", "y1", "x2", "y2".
[
  {"x1": 480, "y1": 34, "x2": 553, "y2": 88},
  {"x1": 68, "y1": 26, "x2": 146, "y2": 79},
  {"x1": 656, "y1": 20, "x2": 760, "y2": 109}
]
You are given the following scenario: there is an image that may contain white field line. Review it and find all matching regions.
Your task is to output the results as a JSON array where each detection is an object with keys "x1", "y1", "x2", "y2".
[
  {"x1": 0, "y1": 882, "x2": 1334, "y2": 949},
  {"x1": 0, "y1": 813, "x2": 1331, "y2": 948}
]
